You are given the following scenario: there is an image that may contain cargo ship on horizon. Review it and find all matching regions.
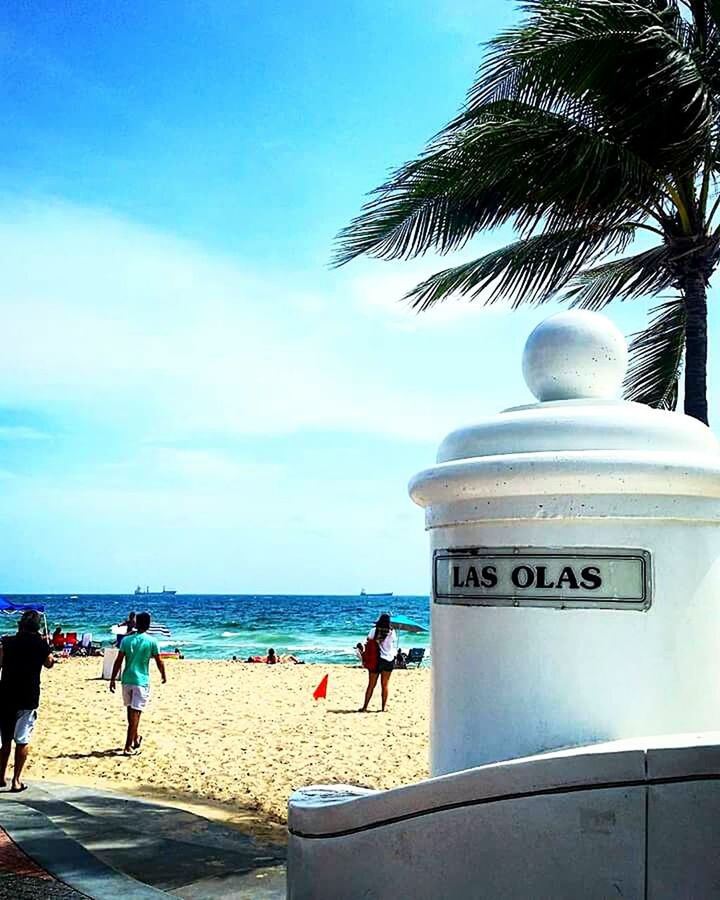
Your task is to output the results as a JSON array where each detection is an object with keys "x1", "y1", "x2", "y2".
[{"x1": 134, "y1": 585, "x2": 177, "y2": 597}]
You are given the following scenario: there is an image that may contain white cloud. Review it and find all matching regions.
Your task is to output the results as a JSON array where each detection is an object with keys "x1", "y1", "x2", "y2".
[
  {"x1": 0, "y1": 426, "x2": 51, "y2": 441},
  {"x1": 0, "y1": 198, "x2": 548, "y2": 446},
  {"x1": 142, "y1": 447, "x2": 284, "y2": 485},
  {"x1": 1, "y1": 198, "x2": 663, "y2": 452},
  {"x1": 344, "y1": 239, "x2": 513, "y2": 331}
]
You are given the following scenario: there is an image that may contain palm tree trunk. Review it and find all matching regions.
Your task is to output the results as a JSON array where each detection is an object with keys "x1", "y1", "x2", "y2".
[{"x1": 683, "y1": 270, "x2": 709, "y2": 425}]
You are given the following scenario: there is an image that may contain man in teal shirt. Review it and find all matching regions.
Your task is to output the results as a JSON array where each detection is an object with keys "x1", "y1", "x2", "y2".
[{"x1": 110, "y1": 612, "x2": 166, "y2": 756}]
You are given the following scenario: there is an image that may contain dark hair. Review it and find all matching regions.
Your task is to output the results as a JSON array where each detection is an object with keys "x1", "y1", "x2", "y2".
[
  {"x1": 136, "y1": 612, "x2": 151, "y2": 632},
  {"x1": 374, "y1": 613, "x2": 391, "y2": 642},
  {"x1": 268, "y1": 648, "x2": 276, "y2": 657},
  {"x1": 128, "y1": 611, "x2": 136, "y2": 620},
  {"x1": 19, "y1": 610, "x2": 42, "y2": 634}
]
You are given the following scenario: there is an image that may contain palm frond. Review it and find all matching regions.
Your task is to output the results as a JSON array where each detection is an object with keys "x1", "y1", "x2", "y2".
[
  {"x1": 403, "y1": 225, "x2": 636, "y2": 312},
  {"x1": 469, "y1": 0, "x2": 711, "y2": 169},
  {"x1": 700, "y1": 1, "x2": 720, "y2": 95},
  {"x1": 623, "y1": 299, "x2": 686, "y2": 408},
  {"x1": 475, "y1": 2, "x2": 665, "y2": 107},
  {"x1": 565, "y1": 245, "x2": 675, "y2": 309},
  {"x1": 333, "y1": 106, "x2": 660, "y2": 267},
  {"x1": 709, "y1": 0, "x2": 720, "y2": 29},
  {"x1": 333, "y1": 143, "x2": 500, "y2": 266},
  {"x1": 334, "y1": 0, "x2": 720, "y2": 269}
]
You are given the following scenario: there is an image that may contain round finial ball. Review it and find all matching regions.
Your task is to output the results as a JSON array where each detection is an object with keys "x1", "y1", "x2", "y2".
[{"x1": 522, "y1": 310, "x2": 628, "y2": 402}]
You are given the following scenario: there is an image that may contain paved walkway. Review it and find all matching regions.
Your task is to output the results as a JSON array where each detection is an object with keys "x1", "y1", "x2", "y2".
[
  {"x1": 0, "y1": 781, "x2": 287, "y2": 899},
  {"x1": 0, "y1": 824, "x2": 86, "y2": 899}
]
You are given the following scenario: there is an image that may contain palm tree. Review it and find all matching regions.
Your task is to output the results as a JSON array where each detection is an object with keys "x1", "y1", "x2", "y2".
[{"x1": 334, "y1": 0, "x2": 720, "y2": 424}]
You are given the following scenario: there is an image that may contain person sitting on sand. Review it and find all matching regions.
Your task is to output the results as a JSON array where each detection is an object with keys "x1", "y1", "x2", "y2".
[
  {"x1": 51, "y1": 627, "x2": 65, "y2": 649},
  {"x1": 354, "y1": 642, "x2": 364, "y2": 664},
  {"x1": 263, "y1": 649, "x2": 302, "y2": 665},
  {"x1": 0, "y1": 610, "x2": 54, "y2": 792},
  {"x1": 173, "y1": 647, "x2": 184, "y2": 660},
  {"x1": 109, "y1": 612, "x2": 167, "y2": 756},
  {"x1": 395, "y1": 648, "x2": 408, "y2": 670}
]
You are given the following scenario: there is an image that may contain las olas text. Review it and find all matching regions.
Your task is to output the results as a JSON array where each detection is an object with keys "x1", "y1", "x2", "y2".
[{"x1": 452, "y1": 563, "x2": 602, "y2": 592}]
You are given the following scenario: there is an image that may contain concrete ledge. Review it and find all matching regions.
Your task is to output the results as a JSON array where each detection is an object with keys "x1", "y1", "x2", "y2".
[
  {"x1": 409, "y1": 451, "x2": 720, "y2": 505},
  {"x1": 289, "y1": 739, "x2": 648, "y2": 836},
  {"x1": 0, "y1": 802, "x2": 166, "y2": 899},
  {"x1": 646, "y1": 733, "x2": 720, "y2": 779},
  {"x1": 290, "y1": 732, "x2": 720, "y2": 838},
  {"x1": 288, "y1": 733, "x2": 720, "y2": 900}
]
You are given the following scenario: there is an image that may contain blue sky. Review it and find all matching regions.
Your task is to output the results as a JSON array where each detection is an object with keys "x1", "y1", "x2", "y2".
[{"x1": 0, "y1": 1, "x2": 717, "y2": 593}]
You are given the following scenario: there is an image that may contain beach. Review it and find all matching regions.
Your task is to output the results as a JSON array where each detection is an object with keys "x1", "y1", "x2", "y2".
[{"x1": 27, "y1": 659, "x2": 430, "y2": 825}]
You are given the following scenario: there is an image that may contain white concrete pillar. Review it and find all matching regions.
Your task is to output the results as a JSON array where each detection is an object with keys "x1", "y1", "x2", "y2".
[{"x1": 410, "y1": 310, "x2": 720, "y2": 777}]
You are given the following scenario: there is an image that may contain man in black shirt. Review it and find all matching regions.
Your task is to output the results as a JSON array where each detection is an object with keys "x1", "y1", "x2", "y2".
[{"x1": 0, "y1": 610, "x2": 53, "y2": 792}]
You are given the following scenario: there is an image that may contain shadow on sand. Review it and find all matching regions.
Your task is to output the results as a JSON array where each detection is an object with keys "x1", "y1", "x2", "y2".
[{"x1": 49, "y1": 749, "x2": 123, "y2": 760}]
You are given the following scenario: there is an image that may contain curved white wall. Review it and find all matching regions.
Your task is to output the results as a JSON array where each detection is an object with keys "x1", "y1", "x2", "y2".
[
  {"x1": 288, "y1": 734, "x2": 720, "y2": 900},
  {"x1": 429, "y1": 510, "x2": 720, "y2": 775}
]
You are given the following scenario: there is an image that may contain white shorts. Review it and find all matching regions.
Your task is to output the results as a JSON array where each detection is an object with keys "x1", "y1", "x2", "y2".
[
  {"x1": 14, "y1": 710, "x2": 38, "y2": 745},
  {"x1": 122, "y1": 685, "x2": 150, "y2": 711}
]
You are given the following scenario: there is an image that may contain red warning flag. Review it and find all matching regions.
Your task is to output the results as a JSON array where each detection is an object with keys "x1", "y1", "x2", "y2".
[{"x1": 313, "y1": 674, "x2": 328, "y2": 700}]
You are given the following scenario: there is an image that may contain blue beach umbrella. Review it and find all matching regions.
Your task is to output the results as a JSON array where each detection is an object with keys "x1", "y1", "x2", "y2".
[
  {"x1": 0, "y1": 597, "x2": 45, "y2": 613},
  {"x1": 390, "y1": 615, "x2": 427, "y2": 634},
  {"x1": 0, "y1": 597, "x2": 49, "y2": 637}
]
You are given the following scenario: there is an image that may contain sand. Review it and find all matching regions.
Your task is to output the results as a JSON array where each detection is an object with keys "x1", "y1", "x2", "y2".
[{"x1": 26, "y1": 659, "x2": 430, "y2": 825}]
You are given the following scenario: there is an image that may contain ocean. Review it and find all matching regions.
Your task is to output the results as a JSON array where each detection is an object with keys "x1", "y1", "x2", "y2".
[{"x1": 4, "y1": 594, "x2": 431, "y2": 664}]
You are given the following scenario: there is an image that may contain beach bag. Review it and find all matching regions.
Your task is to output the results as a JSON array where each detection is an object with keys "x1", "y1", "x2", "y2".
[{"x1": 361, "y1": 638, "x2": 379, "y2": 671}]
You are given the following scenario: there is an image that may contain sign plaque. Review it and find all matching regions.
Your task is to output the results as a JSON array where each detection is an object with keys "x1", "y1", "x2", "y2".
[{"x1": 434, "y1": 547, "x2": 651, "y2": 610}]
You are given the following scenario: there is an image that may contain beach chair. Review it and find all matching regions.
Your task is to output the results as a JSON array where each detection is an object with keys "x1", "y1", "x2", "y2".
[
  {"x1": 406, "y1": 648, "x2": 425, "y2": 668},
  {"x1": 65, "y1": 632, "x2": 78, "y2": 646}
]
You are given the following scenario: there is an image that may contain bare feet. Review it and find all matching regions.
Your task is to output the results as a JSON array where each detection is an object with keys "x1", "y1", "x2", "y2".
[
  {"x1": 10, "y1": 782, "x2": 27, "y2": 793},
  {"x1": 133, "y1": 735, "x2": 142, "y2": 750}
]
